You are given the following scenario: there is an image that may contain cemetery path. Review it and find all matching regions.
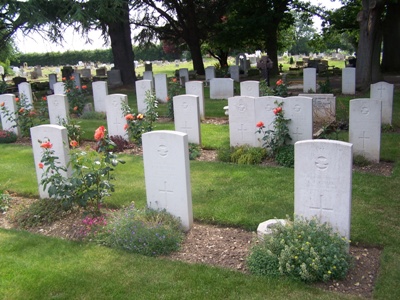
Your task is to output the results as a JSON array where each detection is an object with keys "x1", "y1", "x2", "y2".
[{"x1": 1, "y1": 194, "x2": 381, "y2": 299}]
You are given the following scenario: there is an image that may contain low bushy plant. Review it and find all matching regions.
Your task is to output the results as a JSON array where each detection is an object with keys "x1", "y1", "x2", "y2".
[
  {"x1": 353, "y1": 154, "x2": 371, "y2": 167},
  {"x1": 0, "y1": 129, "x2": 17, "y2": 143},
  {"x1": 58, "y1": 117, "x2": 84, "y2": 146},
  {"x1": 217, "y1": 145, "x2": 266, "y2": 165},
  {"x1": 247, "y1": 217, "x2": 352, "y2": 283},
  {"x1": 80, "y1": 111, "x2": 106, "y2": 120},
  {"x1": 110, "y1": 135, "x2": 130, "y2": 152},
  {"x1": 63, "y1": 76, "x2": 89, "y2": 115},
  {"x1": 275, "y1": 145, "x2": 294, "y2": 168},
  {"x1": 0, "y1": 190, "x2": 11, "y2": 212},
  {"x1": 189, "y1": 143, "x2": 201, "y2": 160},
  {"x1": 90, "y1": 205, "x2": 184, "y2": 257}
]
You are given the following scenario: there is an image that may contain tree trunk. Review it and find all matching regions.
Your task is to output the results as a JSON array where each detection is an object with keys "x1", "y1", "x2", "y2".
[
  {"x1": 266, "y1": 30, "x2": 280, "y2": 77},
  {"x1": 356, "y1": 0, "x2": 385, "y2": 90},
  {"x1": 381, "y1": 1, "x2": 400, "y2": 72},
  {"x1": 107, "y1": 1, "x2": 136, "y2": 86},
  {"x1": 186, "y1": 35, "x2": 205, "y2": 75},
  {"x1": 207, "y1": 49, "x2": 228, "y2": 67}
]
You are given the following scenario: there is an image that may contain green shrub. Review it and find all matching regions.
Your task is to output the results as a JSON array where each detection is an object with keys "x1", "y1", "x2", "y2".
[
  {"x1": 189, "y1": 143, "x2": 201, "y2": 160},
  {"x1": 217, "y1": 147, "x2": 233, "y2": 162},
  {"x1": 247, "y1": 217, "x2": 352, "y2": 283},
  {"x1": 0, "y1": 130, "x2": 17, "y2": 143},
  {"x1": 91, "y1": 205, "x2": 184, "y2": 257},
  {"x1": 0, "y1": 190, "x2": 11, "y2": 212},
  {"x1": 247, "y1": 68, "x2": 260, "y2": 77},
  {"x1": 275, "y1": 145, "x2": 294, "y2": 168},
  {"x1": 218, "y1": 145, "x2": 267, "y2": 165},
  {"x1": 12, "y1": 198, "x2": 73, "y2": 228},
  {"x1": 80, "y1": 111, "x2": 106, "y2": 120},
  {"x1": 353, "y1": 154, "x2": 371, "y2": 167}
]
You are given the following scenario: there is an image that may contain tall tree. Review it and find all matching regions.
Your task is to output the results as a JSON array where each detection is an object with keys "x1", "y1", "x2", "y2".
[{"x1": 381, "y1": 0, "x2": 400, "y2": 72}]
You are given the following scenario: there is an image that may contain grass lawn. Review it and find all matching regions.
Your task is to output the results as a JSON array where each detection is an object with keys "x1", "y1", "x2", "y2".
[{"x1": 0, "y1": 77, "x2": 399, "y2": 299}]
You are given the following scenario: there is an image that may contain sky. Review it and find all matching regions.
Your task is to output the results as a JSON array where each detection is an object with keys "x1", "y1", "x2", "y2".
[{"x1": 15, "y1": 0, "x2": 343, "y2": 54}]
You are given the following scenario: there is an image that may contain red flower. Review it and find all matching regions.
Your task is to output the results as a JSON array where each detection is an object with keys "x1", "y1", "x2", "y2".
[
  {"x1": 0, "y1": 102, "x2": 4, "y2": 107},
  {"x1": 276, "y1": 79, "x2": 283, "y2": 86},
  {"x1": 94, "y1": 126, "x2": 106, "y2": 141},
  {"x1": 123, "y1": 124, "x2": 129, "y2": 130},
  {"x1": 256, "y1": 121, "x2": 264, "y2": 128},
  {"x1": 82, "y1": 85, "x2": 87, "y2": 89},
  {"x1": 70, "y1": 76, "x2": 75, "y2": 80},
  {"x1": 42, "y1": 96, "x2": 47, "y2": 101},
  {"x1": 62, "y1": 77, "x2": 66, "y2": 81},
  {"x1": 40, "y1": 141, "x2": 53, "y2": 149},
  {"x1": 15, "y1": 97, "x2": 19, "y2": 102},
  {"x1": 125, "y1": 114, "x2": 135, "y2": 121},
  {"x1": 70, "y1": 140, "x2": 78, "y2": 148},
  {"x1": 273, "y1": 107, "x2": 282, "y2": 115},
  {"x1": 172, "y1": 78, "x2": 177, "y2": 83},
  {"x1": 38, "y1": 162, "x2": 44, "y2": 169},
  {"x1": 73, "y1": 106, "x2": 78, "y2": 111}
]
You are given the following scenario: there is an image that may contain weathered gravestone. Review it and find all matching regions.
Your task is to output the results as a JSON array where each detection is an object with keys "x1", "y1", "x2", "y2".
[
  {"x1": 61, "y1": 66, "x2": 74, "y2": 79},
  {"x1": 185, "y1": 81, "x2": 205, "y2": 120},
  {"x1": 92, "y1": 81, "x2": 109, "y2": 113},
  {"x1": 143, "y1": 71, "x2": 154, "y2": 89},
  {"x1": 105, "y1": 94, "x2": 128, "y2": 140},
  {"x1": 342, "y1": 67, "x2": 356, "y2": 95},
  {"x1": 349, "y1": 98, "x2": 381, "y2": 163},
  {"x1": 96, "y1": 67, "x2": 107, "y2": 76},
  {"x1": 257, "y1": 56, "x2": 273, "y2": 84},
  {"x1": 107, "y1": 69, "x2": 123, "y2": 87},
  {"x1": 254, "y1": 96, "x2": 284, "y2": 143},
  {"x1": 47, "y1": 94, "x2": 69, "y2": 125},
  {"x1": 18, "y1": 82, "x2": 33, "y2": 106},
  {"x1": 179, "y1": 68, "x2": 189, "y2": 86},
  {"x1": 48, "y1": 74, "x2": 57, "y2": 92},
  {"x1": 72, "y1": 72, "x2": 82, "y2": 90},
  {"x1": 210, "y1": 78, "x2": 234, "y2": 99},
  {"x1": 370, "y1": 81, "x2": 394, "y2": 125},
  {"x1": 80, "y1": 68, "x2": 92, "y2": 79},
  {"x1": 240, "y1": 81, "x2": 260, "y2": 97},
  {"x1": 173, "y1": 94, "x2": 201, "y2": 145},
  {"x1": 295, "y1": 139, "x2": 353, "y2": 240},
  {"x1": 205, "y1": 66, "x2": 216, "y2": 83},
  {"x1": 228, "y1": 96, "x2": 258, "y2": 147},
  {"x1": 145, "y1": 62, "x2": 152, "y2": 72},
  {"x1": 298, "y1": 93, "x2": 336, "y2": 124},
  {"x1": 0, "y1": 94, "x2": 20, "y2": 136},
  {"x1": 30, "y1": 124, "x2": 71, "y2": 199},
  {"x1": 303, "y1": 68, "x2": 316, "y2": 93},
  {"x1": 142, "y1": 130, "x2": 193, "y2": 231},
  {"x1": 135, "y1": 80, "x2": 152, "y2": 114},
  {"x1": 154, "y1": 73, "x2": 168, "y2": 103},
  {"x1": 53, "y1": 82, "x2": 65, "y2": 95},
  {"x1": 283, "y1": 96, "x2": 313, "y2": 143},
  {"x1": 34, "y1": 65, "x2": 42, "y2": 77},
  {"x1": 229, "y1": 65, "x2": 240, "y2": 82}
]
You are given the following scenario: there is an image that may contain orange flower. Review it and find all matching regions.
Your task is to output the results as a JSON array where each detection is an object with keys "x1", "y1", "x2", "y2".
[
  {"x1": 94, "y1": 126, "x2": 106, "y2": 141},
  {"x1": 29, "y1": 111, "x2": 37, "y2": 116},
  {"x1": 15, "y1": 97, "x2": 19, "y2": 102},
  {"x1": 66, "y1": 89, "x2": 70, "y2": 93},
  {"x1": 273, "y1": 107, "x2": 282, "y2": 115},
  {"x1": 276, "y1": 79, "x2": 283, "y2": 86},
  {"x1": 75, "y1": 86, "x2": 79, "y2": 89},
  {"x1": 172, "y1": 77, "x2": 177, "y2": 83},
  {"x1": 73, "y1": 106, "x2": 78, "y2": 111},
  {"x1": 62, "y1": 77, "x2": 66, "y2": 81},
  {"x1": 70, "y1": 76, "x2": 75, "y2": 80},
  {"x1": 125, "y1": 114, "x2": 135, "y2": 121},
  {"x1": 38, "y1": 162, "x2": 44, "y2": 169},
  {"x1": 70, "y1": 140, "x2": 78, "y2": 148},
  {"x1": 19, "y1": 107, "x2": 25, "y2": 113},
  {"x1": 0, "y1": 102, "x2": 4, "y2": 107},
  {"x1": 40, "y1": 141, "x2": 53, "y2": 149},
  {"x1": 124, "y1": 124, "x2": 129, "y2": 130},
  {"x1": 82, "y1": 85, "x2": 87, "y2": 89},
  {"x1": 166, "y1": 96, "x2": 170, "y2": 102},
  {"x1": 256, "y1": 121, "x2": 264, "y2": 128},
  {"x1": 137, "y1": 114, "x2": 144, "y2": 120},
  {"x1": 42, "y1": 96, "x2": 47, "y2": 101}
]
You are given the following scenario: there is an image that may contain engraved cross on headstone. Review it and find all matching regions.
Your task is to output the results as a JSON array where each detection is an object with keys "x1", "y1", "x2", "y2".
[
  {"x1": 358, "y1": 131, "x2": 370, "y2": 149},
  {"x1": 238, "y1": 123, "x2": 248, "y2": 140},
  {"x1": 292, "y1": 127, "x2": 303, "y2": 138},
  {"x1": 376, "y1": 84, "x2": 385, "y2": 98},
  {"x1": 181, "y1": 121, "x2": 192, "y2": 133},
  {"x1": 157, "y1": 180, "x2": 173, "y2": 208},
  {"x1": 309, "y1": 194, "x2": 333, "y2": 219}
]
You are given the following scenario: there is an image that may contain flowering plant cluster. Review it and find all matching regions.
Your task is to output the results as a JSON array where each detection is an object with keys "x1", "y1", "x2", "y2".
[
  {"x1": 122, "y1": 91, "x2": 158, "y2": 146},
  {"x1": 274, "y1": 79, "x2": 289, "y2": 97},
  {"x1": 166, "y1": 77, "x2": 181, "y2": 120},
  {"x1": 63, "y1": 76, "x2": 88, "y2": 115},
  {"x1": 0, "y1": 129, "x2": 17, "y2": 143},
  {"x1": 39, "y1": 126, "x2": 124, "y2": 214},
  {"x1": 0, "y1": 95, "x2": 43, "y2": 137},
  {"x1": 256, "y1": 101, "x2": 291, "y2": 157},
  {"x1": 247, "y1": 217, "x2": 352, "y2": 282}
]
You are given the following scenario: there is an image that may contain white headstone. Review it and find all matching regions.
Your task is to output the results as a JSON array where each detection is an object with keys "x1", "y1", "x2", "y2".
[
  {"x1": 142, "y1": 130, "x2": 193, "y2": 231},
  {"x1": 342, "y1": 67, "x2": 356, "y2": 95},
  {"x1": 185, "y1": 81, "x2": 205, "y2": 120},
  {"x1": 0, "y1": 94, "x2": 20, "y2": 136},
  {"x1": 53, "y1": 82, "x2": 65, "y2": 95},
  {"x1": 18, "y1": 82, "x2": 33, "y2": 106},
  {"x1": 30, "y1": 124, "x2": 71, "y2": 199},
  {"x1": 48, "y1": 74, "x2": 57, "y2": 91},
  {"x1": 240, "y1": 81, "x2": 260, "y2": 97},
  {"x1": 283, "y1": 96, "x2": 313, "y2": 143},
  {"x1": 173, "y1": 94, "x2": 201, "y2": 145},
  {"x1": 295, "y1": 139, "x2": 353, "y2": 240},
  {"x1": 0, "y1": 66, "x2": 4, "y2": 75},
  {"x1": 370, "y1": 81, "x2": 394, "y2": 125},
  {"x1": 107, "y1": 69, "x2": 123, "y2": 87},
  {"x1": 205, "y1": 66, "x2": 216, "y2": 83},
  {"x1": 210, "y1": 78, "x2": 234, "y2": 99},
  {"x1": 92, "y1": 81, "x2": 109, "y2": 113},
  {"x1": 303, "y1": 68, "x2": 316, "y2": 93},
  {"x1": 135, "y1": 80, "x2": 152, "y2": 113},
  {"x1": 349, "y1": 98, "x2": 381, "y2": 162},
  {"x1": 154, "y1": 73, "x2": 168, "y2": 103},
  {"x1": 47, "y1": 94, "x2": 69, "y2": 125},
  {"x1": 143, "y1": 71, "x2": 154, "y2": 89},
  {"x1": 228, "y1": 96, "x2": 257, "y2": 147},
  {"x1": 105, "y1": 94, "x2": 128, "y2": 140},
  {"x1": 178, "y1": 68, "x2": 189, "y2": 85},
  {"x1": 229, "y1": 65, "x2": 240, "y2": 82},
  {"x1": 298, "y1": 93, "x2": 336, "y2": 124}
]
